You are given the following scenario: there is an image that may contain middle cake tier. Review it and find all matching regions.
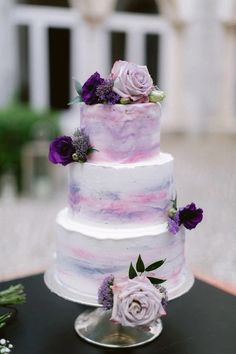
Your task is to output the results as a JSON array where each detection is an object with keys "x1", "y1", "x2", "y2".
[{"x1": 68, "y1": 152, "x2": 174, "y2": 227}]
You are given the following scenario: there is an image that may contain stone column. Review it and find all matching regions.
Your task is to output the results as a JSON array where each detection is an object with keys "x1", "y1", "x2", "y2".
[
  {"x1": 69, "y1": 0, "x2": 117, "y2": 83},
  {"x1": 156, "y1": 0, "x2": 188, "y2": 131},
  {"x1": 0, "y1": 0, "x2": 18, "y2": 107},
  {"x1": 217, "y1": 0, "x2": 236, "y2": 132},
  {"x1": 63, "y1": 0, "x2": 117, "y2": 133},
  {"x1": 183, "y1": 0, "x2": 224, "y2": 132},
  {"x1": 164, "y1": 18, "x2": 187, "y2": 131}
]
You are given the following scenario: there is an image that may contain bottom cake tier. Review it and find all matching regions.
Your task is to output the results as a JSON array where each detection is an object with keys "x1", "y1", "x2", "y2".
[{"x1": 53, "y1": 208, "x2": 193, "y2": 304}]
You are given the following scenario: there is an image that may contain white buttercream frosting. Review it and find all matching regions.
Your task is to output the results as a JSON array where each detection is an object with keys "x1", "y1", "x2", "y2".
[
  {"x1": 68, "y1": 153, "x2": 174, "y2": 228},
  {"x1": 55, "y1": 213, "x2": 186, "y2": 301}
]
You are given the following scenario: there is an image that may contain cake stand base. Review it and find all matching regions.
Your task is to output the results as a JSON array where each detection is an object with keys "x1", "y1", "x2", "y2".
[{"x1": 74, "y1": 307, "x2": 163, "y2": 348}]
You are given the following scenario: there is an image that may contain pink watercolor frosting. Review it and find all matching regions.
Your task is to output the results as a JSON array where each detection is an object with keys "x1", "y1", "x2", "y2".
[{"x1": 80, "y1": 103, "x2": 161, "y2": 163}]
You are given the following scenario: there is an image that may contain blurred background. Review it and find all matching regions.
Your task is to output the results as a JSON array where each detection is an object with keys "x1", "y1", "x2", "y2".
[{"x1": 0, "y1": 0, "x2": 235, "y2": 294}]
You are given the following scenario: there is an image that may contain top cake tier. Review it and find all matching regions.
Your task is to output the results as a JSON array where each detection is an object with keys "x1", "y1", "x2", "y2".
[{"x1": 80, "y1": 102, "x2": 161, "y2": 164}]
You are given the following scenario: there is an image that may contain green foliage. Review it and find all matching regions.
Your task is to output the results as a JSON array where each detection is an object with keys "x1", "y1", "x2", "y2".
[
  {"x1": 0, "y1": 103, "x2": 60, "y2": 192},
  {"x1": 68, "y1": 79, "x2": 83, "y2": 105},
  {"x1": 145, "y1": 259, "x2": 166, "y2": 272},
  {"x1": 74, "y1": 79, "x2": 82, "y2": 95},
  {"x1": 128, "y1": 262, "x2": 137, "y2": 279},
  {"x1": 147, "y1": 277, "x2": 166, "y2": 285},
  {"x1": 128, "y1": 255, "x2": 166, "y2": 284},
  {"x1": 136, "y1": 254, "x2": 145, "y2": 273}
]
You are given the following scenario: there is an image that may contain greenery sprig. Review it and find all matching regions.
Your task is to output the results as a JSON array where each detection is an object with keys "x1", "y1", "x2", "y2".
[
  {"x1": 0, "y1": 284, "x2": 26, "y2": 306},
  {"x1": 0, "y1": 313, "x2": 12, "y2": 329},
  {"x1": 0, "y1": 284, "x2": 26, "y2": 329},
  {"x1": 68, "y1": 79, "x2": 83, "y2": 105},
  {"x1": 129, "y1": 255, "x2": 166, "y2": 285}
]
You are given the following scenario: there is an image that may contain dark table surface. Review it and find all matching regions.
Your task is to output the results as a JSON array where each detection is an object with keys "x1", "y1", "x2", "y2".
[{"x1": 0, "y1": 274, "x2": 236, "y2": 354}]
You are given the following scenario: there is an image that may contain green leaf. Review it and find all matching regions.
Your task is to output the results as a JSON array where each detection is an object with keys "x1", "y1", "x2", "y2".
[
  {"x1": 73, "y1": 78, "x2": 82, "y2": 95},
  {"x1": 145, "y1": 259, "x2": 165, "y2": 272},
  {"x1": 68, "y1": 95, "x2": 83, "y2": 105},
  {"x1": 171, "y1": 192, "x2": 177, "y2": 210},
  {"x1": 136, "y1": 254, "x2": 145, "y2": 273},
  {"x1": 0, "y1": 313, "x2": 12, "y2": 328},
  {"x1": 87, "y1": 147, "x2": 98, "y2": 155},
  {"x1": 0, "y1": 284, "x2": 26, "y2": 305},
  {"x1": 129, "y1": 262, "x2": 137, "y2": 279},
  {"x1": 147, "y1": 277, "x2": 166, "y2": 284}
]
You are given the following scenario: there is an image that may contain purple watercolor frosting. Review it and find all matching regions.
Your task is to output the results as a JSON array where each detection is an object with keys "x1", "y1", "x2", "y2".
[{"x1": 80, "y1": 103, "x2": 161, "y2": 163}]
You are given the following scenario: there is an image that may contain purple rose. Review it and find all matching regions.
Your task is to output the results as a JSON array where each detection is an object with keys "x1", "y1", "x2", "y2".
[
  {"x1": 110, "y1": 60, "x2": 153, "y2": 102},
  {"x1": 49, "y1": 136, "x2": 75, "y2": 166},
  {"x1": 111, "y1": 276, "x2": 166, "y2": 328},
  {"x1": 179, "y1": 203, "x2": 203, "y2": 230},
  {"x1": 81, "y1": 72, "x2": 104, "y2": 105}
]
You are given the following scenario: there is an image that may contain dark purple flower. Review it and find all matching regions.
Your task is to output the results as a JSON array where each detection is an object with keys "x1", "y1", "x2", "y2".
[
  {"x1": 167, "y1": 212, "x2": 180, "y2": 235},
  {"x1": 81, "y1": 72, "x2": 104, "y2": 105},
  {"x1": 49, "y1": 136, "x2": 75, "y2": 166},
  {"x1": 98, "y1": 274, "x2": 114, "y2": 310},
  {"x1": 96, "y1": 79, "x2": 121, "y2": 104},
  {"x1": 179, "y1": 203, "x2": 203, "y2": 230}
]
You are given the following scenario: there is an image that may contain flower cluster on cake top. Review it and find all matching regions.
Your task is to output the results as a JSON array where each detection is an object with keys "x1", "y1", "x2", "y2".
[
  {"x1": 167, "y1": 196, "x2": 203, "y2": 235},
  {"x1": 98, "y1": 255, "x2": 167, "y2": 328},
  {"x1": 70, "y1": 60, "x2": 165, "y2": 105}
]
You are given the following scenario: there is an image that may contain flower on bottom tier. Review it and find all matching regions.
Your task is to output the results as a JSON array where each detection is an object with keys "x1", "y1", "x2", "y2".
[
  {"x1": 111, "y1": 276, "x2": 166, "y2": 328},
  {"x1": 98, "y1": 275, "x2": 114, "y2": 310},
  {"x1": 97, "y1": 255, "x2": 167, "y2": 328}
]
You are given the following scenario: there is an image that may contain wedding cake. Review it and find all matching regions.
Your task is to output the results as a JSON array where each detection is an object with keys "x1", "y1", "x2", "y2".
[{"x1": 48, "y1": 61, "x2": 203, "y2": 304}]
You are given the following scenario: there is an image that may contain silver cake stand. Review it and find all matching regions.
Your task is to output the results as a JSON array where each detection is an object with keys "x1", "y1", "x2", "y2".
[{"x1": 44, "y1": 265, "x2": 194, "y2": 348}]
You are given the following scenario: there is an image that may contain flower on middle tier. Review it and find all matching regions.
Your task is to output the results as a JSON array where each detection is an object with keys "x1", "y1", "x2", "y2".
[{"x1": 167, "y1": 198, "x2": 203, "y2": 235}]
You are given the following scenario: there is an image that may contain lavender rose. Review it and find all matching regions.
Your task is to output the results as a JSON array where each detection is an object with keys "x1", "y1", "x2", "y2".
[
  {"x1": 81, "y1": 72, "x2": 104, "y2": 105},
  {"x1": 110, "y1": 60, "x2": 153, "y2": 102},
  {"x1": 49, "y1": 136, "x2": 75, "y2": 166},
  {"x1": 179, "y1": 203, "x2": 203, "y2": 230},
  {"x1": 111, "y1": 276, "x2": 166, "y2": 328}
]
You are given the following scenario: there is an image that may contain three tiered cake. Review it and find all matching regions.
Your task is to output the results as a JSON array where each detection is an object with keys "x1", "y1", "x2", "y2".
[{"x1": 48, "y1": 61, "x2": 203, "y2": 305}]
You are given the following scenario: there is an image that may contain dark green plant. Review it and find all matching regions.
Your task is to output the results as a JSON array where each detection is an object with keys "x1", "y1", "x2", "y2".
[{"x1": 0, "y1": 103, "x2": 60, "y2": 192}]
